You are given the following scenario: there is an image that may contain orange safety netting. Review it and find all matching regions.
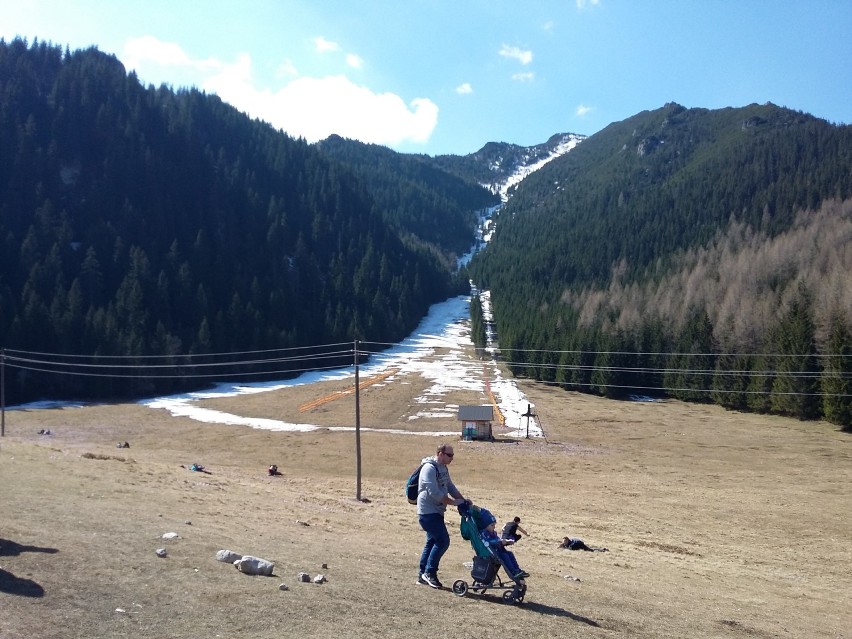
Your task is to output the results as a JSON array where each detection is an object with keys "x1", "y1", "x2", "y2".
[{"x1": 298, "y1": 368, "x2": 400, "y2": 412}]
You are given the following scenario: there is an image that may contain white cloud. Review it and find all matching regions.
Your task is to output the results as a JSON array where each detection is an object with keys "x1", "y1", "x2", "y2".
[
  {"x1": 121, "y1": 37, "x2": 437, "y2": 148},
  {"x1": 122, "y1": 36, "x2": 186, "y2": 67},
  {"x1": 345, "y1": 53, "x2": 364, "y2": 69},
  {"x1": 313, "y1": 36, "x2": 340, "y2": 53},
  {"x1": 314, "y1": 37, "x2": 363, "y2": 71},
  {"x1": 576, "y1": 0, "x2": 600, "y2": 9},
  {"x1": 264, "y1": 76, "x2": 438, "y2": 145},
  {"x1": 455, "y1": 82, "x2": 473, "y2": 95},
  {"x1": 512, "y1": 72, "x2": 535, "y2": 82},
  {"x1": 205, "y1": 64, "x2": 437, "y2": 146},
  {"x1": 122, "y1": 36, "x2": 219, "y2": 74},
  {"x1": 499, "y1": 44, "x2": 533, "y2": 66},
  {"x1": 576, "y1": 104, "x2": 593, "y2": 117},
  {"x1": 276, "y1": 58, "x2": 298, "y2": 78}
]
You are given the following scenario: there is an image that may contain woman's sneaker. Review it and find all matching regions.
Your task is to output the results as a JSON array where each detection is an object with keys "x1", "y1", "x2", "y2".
[
  {"x1": 421, "y1": 572, "x2": 442, "y2": 589},
  {"x1": 416, "y1": 574, "x2": 427, "y2": 585}
]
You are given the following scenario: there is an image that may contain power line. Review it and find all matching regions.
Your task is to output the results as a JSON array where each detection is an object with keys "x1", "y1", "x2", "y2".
[
  {"x1": 4, "y1": 342, "x2": 353, "y2": 359},
  {"x1": 6, "y1": 361, "x2": 352, "y2": 380},
  {"x1": 498, "y1": 360, "x2": 851, "y2": 379},
  {"x1": 523, "y1": 377, "x2": 852, "y2": 398},
  {"x1": 1, "y1": 343, "x2": 849, "y2": 399},
  {"x1": 5, "y1": 350, "x2": 353, "y2": 370},
  {"x1": 491, "y1": 346, "x2": 852, "y2": 359}
]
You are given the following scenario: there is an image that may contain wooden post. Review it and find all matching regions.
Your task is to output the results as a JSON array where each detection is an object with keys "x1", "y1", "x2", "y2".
[
  {"x1": 1, "y1": 349, "x2": 5, "y2": 437},
  {"x1": 354, "y1": 340, "x2": 362, "y2": 500}
]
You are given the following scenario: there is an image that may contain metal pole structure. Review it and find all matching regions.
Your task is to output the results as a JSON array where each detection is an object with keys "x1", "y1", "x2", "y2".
[
  {"x1": 354, "y1": 340, "x2": 362, "y2": 501},
  {"x1": 522, "y1": 403, "x2": 533, "y2": 439},
  {"x1": 1, "y1": 348, "x2": 5, "y2": 437}
]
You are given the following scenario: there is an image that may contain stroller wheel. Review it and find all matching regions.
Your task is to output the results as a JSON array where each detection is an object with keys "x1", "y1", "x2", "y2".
[
  {"x1": 502, "y1": 590, "x2": 518, "y2": 604},
  {"x1": 452, "y1": 580, "x2": 468, "y2": 597}
]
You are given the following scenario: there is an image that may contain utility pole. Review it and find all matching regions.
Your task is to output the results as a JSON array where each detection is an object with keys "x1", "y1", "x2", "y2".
[
  {"x1": 354, "y1": 340, "x2": 362, "y2": 501},
  {"x1": 1, "y1": 349, "x2": 5, "y2": 437}
]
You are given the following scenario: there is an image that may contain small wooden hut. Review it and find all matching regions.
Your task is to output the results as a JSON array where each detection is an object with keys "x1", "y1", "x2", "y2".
[{"x1": 457, "y1": 405, "x2": 494, "y2": 441}]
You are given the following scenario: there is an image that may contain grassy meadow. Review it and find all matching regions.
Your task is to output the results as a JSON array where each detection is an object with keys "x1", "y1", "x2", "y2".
[{"x1": 1, "y1": 352, "x2": 850, "y2": 639}]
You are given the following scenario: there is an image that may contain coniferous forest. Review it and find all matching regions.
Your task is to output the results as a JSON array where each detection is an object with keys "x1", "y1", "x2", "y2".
[
  {"x1": 0, "y1": 39, "x2": 491, "y2": 403},
  {"x1": 468, "y1": 103, "x2": 852, "y2": 429},
  {"x1": 2, "y1": 39, "x2": 850, "y2": 431}
]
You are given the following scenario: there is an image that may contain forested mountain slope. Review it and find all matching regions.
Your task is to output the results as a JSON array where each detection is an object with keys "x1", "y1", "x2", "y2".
[
  {"x1": 469, "y1": 103, "x2": 852, "y2": 428},
  {"x1": 432, "y1": 133, "x2": 585, "y2": 195},
  {"x1": 0, "y1": 39, "x2": 473, "y2": 403},
  {"x1": 316, "y1": 135, "x2": 497, "y2": 262}
]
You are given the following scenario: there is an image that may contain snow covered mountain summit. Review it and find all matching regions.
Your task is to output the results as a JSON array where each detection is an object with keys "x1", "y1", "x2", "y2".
[{"x1": 477, "y1": 133, "x2": 585, "y2": 201}]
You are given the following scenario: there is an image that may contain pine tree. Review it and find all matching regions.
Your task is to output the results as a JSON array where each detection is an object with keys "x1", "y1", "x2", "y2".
[
  {"x1": 746, "y1": 354, "x2": 774, "y2": 413},
  {"x1": 590, "y1": 332, "x2": 626, "y2": 398},
  {"x1": 712, "y1": 353, "x2": 751, "y2": 410},
  {"x1": 770, "y1": 292, "x2": 818, "y2": 419},
  {"x1": 470, "y1": 294, "x2": 487, "y2": 350},
  {"x1": 820, "y1": 314, "x2": 852, "y2": 430}
]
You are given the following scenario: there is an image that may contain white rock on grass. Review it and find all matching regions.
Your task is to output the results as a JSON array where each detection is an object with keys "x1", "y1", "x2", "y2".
[
  {"x1": 162, "y1": 532, "x2": 179, "y2": 540},
  {"x1": 215, "y1": 549, "x2": 242, "y2": 563},
  {"x1": 234, "y1": 555, "x2": 274, "y2": 576},
  {"x1": 155, "y1": 548, "x2": 168, "y2": 557}
]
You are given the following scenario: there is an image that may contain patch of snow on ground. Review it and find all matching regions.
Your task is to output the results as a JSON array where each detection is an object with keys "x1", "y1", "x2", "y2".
[
  {"x1": 496, "y1": 134, "x2": 584, "y2": 202},
  {"x1": 21, "y1": 139, "x2": 577, "y2": 440},
  {"x1": 141, "y1": 295, "x2": 542, "y2": 438}
]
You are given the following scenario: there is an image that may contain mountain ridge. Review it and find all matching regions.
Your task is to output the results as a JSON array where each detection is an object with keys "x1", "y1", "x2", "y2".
[
  {"x1": 430, "y1": 132, "x2": 585, "y2": 199},
  {"x1": 1, "y1": 39, "x2": 850, "y2": 428},
  {"x1": 468, "y1": 101, "x2": 852, "y2": 427},
  {"x1": 0, "y1": 40, "x2": 471, "y2": 403}
]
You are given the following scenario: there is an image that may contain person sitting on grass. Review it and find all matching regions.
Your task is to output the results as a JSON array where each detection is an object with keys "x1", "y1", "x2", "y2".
[
  {"x1": 501, "y1": 516, "x2": 529, "y2": 543},
  {"x1": 480, "y1": 512, "x2": 529, "y2": 581}
]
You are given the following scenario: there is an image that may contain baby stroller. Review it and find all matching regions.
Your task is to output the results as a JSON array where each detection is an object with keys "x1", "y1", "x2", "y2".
[{"x1": 451, "y1": 504, "x2": 528, "y2": 604}]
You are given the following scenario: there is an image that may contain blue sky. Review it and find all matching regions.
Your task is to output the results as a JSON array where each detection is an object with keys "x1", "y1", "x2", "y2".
[{"x1": 2, "y1": 1, "x2": 850, "y2": 156}]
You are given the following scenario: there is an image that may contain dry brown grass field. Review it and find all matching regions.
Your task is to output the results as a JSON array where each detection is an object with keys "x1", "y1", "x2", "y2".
[{"x1": 1, "y1": 347, "x2": 850, "y2": 639}]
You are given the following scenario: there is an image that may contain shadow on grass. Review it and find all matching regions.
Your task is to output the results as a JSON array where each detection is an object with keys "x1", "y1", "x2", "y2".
[
  {"x1": 0, "y1": 539, "x2": 57, "y2": 598},
  {"x1": 467, "y1": 591, "x2": 601, "y2": 627},
  {"x1": 486, "y1": 437, "x2": 523, "y2": 445},
  {"x1": 521, "y1": 600, "x2": 601, "y2": 626},
  {"x1": 0, "y1": 568, "x2": 45, "y2": 597},
  {"x1": 0, "y1": 539, "x2": 59, "y2": 557}
]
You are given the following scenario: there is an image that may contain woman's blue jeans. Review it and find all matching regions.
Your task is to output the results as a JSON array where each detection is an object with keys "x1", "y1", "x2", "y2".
[{"x1": 418, "y1": 513, "x2": 450, "y2": 575}]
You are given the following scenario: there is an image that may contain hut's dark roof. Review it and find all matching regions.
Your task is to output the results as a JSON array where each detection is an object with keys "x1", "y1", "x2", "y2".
[{"x1": 457, "y1": 405, "x2": 494, "y2": 421}]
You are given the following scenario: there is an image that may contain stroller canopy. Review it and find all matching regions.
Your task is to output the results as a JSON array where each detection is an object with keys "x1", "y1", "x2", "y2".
[{"x1": 459, "y1": 505, "x2": 495, "y2": 558}]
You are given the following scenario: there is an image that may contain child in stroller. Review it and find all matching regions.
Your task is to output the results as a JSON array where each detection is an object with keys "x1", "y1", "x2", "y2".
[
  {"x1": 482, "y1": 517, "x2": 530, "y2": 580},
  {"x1": 451, "y1": 504, "x2": 528, "y2": 604}
]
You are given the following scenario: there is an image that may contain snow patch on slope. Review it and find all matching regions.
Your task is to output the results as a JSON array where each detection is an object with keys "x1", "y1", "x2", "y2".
[{"x1": 495, "y1": 133, "x2": 584, "y2": 201}]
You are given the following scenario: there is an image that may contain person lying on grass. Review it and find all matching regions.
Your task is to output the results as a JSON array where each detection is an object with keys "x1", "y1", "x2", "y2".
[{"x1": 558, "y1": 536, "x2": 608, "y2": 552}]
